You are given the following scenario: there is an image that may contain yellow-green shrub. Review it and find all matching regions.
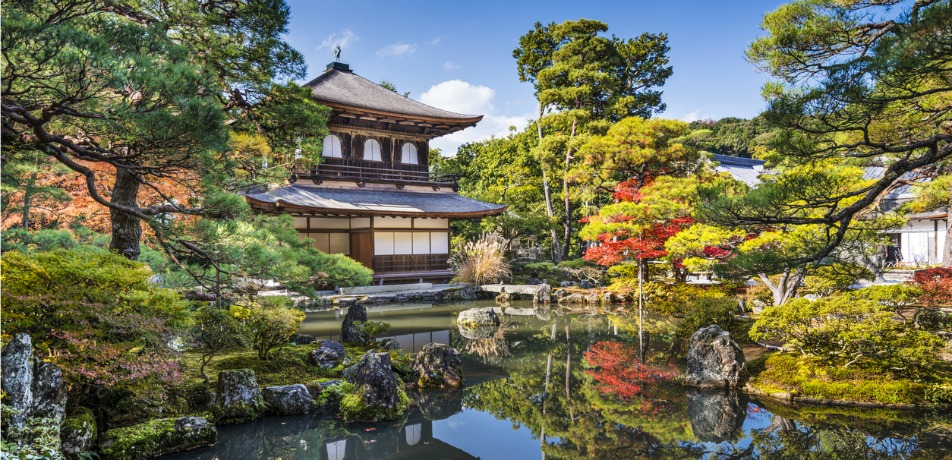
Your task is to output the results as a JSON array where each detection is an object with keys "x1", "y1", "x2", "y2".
[
  {"x1": 230, "y1": 299, "x2": 304, "y2": 360},
  {"x1": 751, "y1": 296, "x2": 942, "y2": 376}
]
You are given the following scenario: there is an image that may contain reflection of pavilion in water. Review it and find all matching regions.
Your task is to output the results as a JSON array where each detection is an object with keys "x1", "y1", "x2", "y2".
[{"x1": 321, "y1": 415, "x2": 477, "y2": 460}]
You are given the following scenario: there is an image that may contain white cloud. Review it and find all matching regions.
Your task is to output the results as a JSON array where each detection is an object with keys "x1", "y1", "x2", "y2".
[
  {"x1": 421, "y1": 80, "x2": 494, "y2": 115},
  {"x1": 442, "y1": 60, "x2": 459, "y2": 71},
  {"x1": 427, "y1": 37, "x2": 443, "y2": 46},
  {"x1": 420, "y1": 80, "x2": 531, "y2": 154},
  {"x1": 377, "y1": 43, "x2": 417, "y2": 57},
  {"x1": 681, "y1": 109, "x2": 705, "y2": 123},
  {"x1": 317, "y1": 29, "x2": 358, "y2": 53}
]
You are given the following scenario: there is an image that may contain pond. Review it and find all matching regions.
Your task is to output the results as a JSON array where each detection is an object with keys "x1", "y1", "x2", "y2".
[{"x1": 166, "y1": 300, "x2": 952, "y2": 459}]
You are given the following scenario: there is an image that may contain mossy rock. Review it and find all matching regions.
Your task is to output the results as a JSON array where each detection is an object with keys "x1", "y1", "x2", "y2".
[
  {"x1": 99, "y1": 416, "x2": 217, "y2": 460},
  {"x1": 62, "y1": 407, "x2": 97, "y2": 458},
  {"x1": 339, "y1": 385, "x2": 410, "y2": 423},
  {"x1": 215, "y1": 369, "x2": 264, "y2": 424}
]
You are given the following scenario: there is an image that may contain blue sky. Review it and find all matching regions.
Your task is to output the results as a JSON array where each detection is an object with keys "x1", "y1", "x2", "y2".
[{"x1": 284, "y1": 0, "x2": 788, "y2": 154}]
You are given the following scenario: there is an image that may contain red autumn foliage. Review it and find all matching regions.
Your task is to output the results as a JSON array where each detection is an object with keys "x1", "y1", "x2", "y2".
[
  {"x1": 583, "y1": 216, "x2": 695, "y2": 266},
  {"x1": 583, "y1": 341, "x2": 675, "y2": 402},
  {"x1": 613, "y1": 180, "x2": 645, "y2": 202},
  {"x1": 911, "y1": 267, "x2": 952, "y2": 306},
  {"x1": 2, "y1": 160, "x2": 198, "y2": 234}
]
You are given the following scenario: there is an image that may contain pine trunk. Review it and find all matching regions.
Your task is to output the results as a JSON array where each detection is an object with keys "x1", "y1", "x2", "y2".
[{"x1": 109, "y1": 167, "x2": 142, "y2": 260}]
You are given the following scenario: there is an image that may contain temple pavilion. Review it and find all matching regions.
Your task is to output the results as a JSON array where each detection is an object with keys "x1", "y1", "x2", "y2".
[{"x1": 246, "y1": 62, "x2": 506, "y2": 284}]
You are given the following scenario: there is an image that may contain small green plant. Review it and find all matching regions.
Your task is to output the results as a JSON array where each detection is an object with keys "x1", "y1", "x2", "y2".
[
  {"x1": 355, "y1": 321, "x2": 391, "y2": 342},
  {"x1": 193, "y1": 305, "x2": 249, "y2": 383},
  {"x1": 800, "y1": 263, "x2": 873, "y2": 297},
  {"x1": 230, "y1": 298, "x2": 305, "y2": 360}
]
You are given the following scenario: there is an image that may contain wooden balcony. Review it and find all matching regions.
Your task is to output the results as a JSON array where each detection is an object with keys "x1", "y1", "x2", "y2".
[{"x1": 291, "y1": 162, "x2": 458, "y2": 190}]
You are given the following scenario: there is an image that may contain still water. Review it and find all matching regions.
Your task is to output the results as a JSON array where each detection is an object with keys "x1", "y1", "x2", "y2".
[{"x1": 167, "y1": 300, "x2": 952, "y2": 459}]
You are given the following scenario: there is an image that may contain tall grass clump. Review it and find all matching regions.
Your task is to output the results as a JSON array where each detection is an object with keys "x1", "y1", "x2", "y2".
[{"x1": 451, "y1": 234, "x2": 511, "y2": 285}]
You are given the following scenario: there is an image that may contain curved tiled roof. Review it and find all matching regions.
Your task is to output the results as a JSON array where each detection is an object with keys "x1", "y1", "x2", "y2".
[
  {"x1": 245, "y1": 185, "x2": 506, "y2": 219},
  {"x1": 305, "y1": 67, "x2": 482, "y2": 122}
]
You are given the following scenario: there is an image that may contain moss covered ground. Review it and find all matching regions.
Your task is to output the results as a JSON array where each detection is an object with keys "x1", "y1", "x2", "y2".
[{"x1": 747, "y1": 352, "x2": 952, "y2": 407}]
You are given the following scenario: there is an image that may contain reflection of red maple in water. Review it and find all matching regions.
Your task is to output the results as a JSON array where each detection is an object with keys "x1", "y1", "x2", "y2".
[{"x1": 583, "y1": 341, "x2": 675, "y2": 404}]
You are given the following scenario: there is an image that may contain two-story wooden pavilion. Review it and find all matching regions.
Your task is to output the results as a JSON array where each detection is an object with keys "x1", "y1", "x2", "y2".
[{"x1": 246, "y1": 62, "x2": 506, "y2": 284}]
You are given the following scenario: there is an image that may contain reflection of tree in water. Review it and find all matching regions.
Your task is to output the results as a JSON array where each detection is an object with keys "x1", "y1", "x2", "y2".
[
  {"x1": 455, "y1": 321, "x2": 511, "y2": 365},
  {"x1": 461, "y1": 310, "x2": 950, "y2": 459}
]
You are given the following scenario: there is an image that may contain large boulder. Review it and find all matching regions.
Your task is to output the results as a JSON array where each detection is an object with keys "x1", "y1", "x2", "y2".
[
  {"x1": 32, "y1": 360, "x2": 67, "y2": 425},
  {"x1": 456, "y1": 307, "x2": 500, "y2": 328},
  {"x1": 411, "y1": 343, "x2": 463, "y2": 389},
  {"x1": 443, "y1": 284, "x2": 476, "y2": 301},
  {"x1": 61, "y1": 407, "x2": 97, "y2": 459},
  {"x1": 263, "y1": 384, "x2": 313, "y2": 415},
  {"x1": 1, "y1": 333, "x2": 34, "y2": 430},
  {"x1": 99, "y1": 416, "x2": 217, "y2": 460},
  {"x1": 686, "y1": 388, "x2": 748, "y2": 442},
  {"x1": 377, "y1": 338, "x2": 402, "y2": 351},
  {"x1": 684, "y1": 325, "x2": 747, "y2": 389},
  {"x1": 341, "y1": 303, "x2": 369, "y2": 344},
  {"x1": 340, "y1": 352, "x2": 408, "y2": 422},
  {"x1": 310, "y1": 340, "x2": 346, "y2": 368},
  {"x1": 533, "y1": 284, "x2": 552, "y2": 305},
  {"x1": 216, "y1": 369, "x2": 263, "y2": 423}
]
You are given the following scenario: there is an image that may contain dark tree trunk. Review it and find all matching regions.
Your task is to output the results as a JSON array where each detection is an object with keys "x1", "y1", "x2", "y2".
[
  {"x1": 21, "y1": 173, "x2": 34, "y2": 229},
  {"x1": 110, "y1": 167, "x2": 142, "y2": 260}
]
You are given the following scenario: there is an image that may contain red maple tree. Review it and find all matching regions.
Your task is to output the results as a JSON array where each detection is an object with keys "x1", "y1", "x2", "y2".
[{"x1": 583, "y1": 341, "x2": 675, "y2": 401}]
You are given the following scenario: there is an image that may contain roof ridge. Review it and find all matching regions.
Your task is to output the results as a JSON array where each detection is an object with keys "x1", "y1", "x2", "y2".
[{"x1": 305, "y1": 68, "x2": 482, "y2": 121}]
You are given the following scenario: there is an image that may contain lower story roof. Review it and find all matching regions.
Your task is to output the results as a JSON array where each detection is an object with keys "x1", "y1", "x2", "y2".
[{"x1": 245, "y1": 185, "x2": 506, "y2": 219}]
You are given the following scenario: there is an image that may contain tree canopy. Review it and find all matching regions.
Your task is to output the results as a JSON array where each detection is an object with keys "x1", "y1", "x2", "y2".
[
  {"x1": 513, "y1": 19, "x2": 672, "y2": 261},
  {"x1": 1, "y1": 0, "x2": 329, "y2": 260},
  {"x1": 706, "y1": 0, "x2": 952, "y2": 264}
]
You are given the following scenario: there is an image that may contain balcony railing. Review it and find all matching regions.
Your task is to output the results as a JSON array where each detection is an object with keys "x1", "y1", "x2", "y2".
[{"x1": 291, "y1": 162, "x2": 458, "y2": 189}]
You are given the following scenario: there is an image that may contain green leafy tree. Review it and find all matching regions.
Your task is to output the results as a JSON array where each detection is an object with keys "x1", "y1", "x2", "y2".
[
  {"x1": 675, "y1": 162, "x2": 894, "y2": 305},
  {"x1": 1, "y1": 1, "x2": 328, "y2": 260},
  {"x1": 687, "y1": 116, "x2": 776, "y2": 158},
  {"x1": 514, "y1": 20, "x2": 672, "y2": 261},
  {"x1": 432, "y1": 130, "x2": 551, "y2": 251},
  {"x1": 0, "y1": 150, "x2": 70, "y2": 230},
  {"x1": 193, "y1": 305, "x2": 248, "y2": 383},
  {"x1": 230, "y1": 297, "x2": 305, "y2": 360},
  {"x1": 165, "y1": 214, "x2": 372, "y2": 302},
  {"x1": 574, "y1": 117, "x2": 711, "y2": 283},
  {"x1": 708, "y1": 0, "x2": 952, "y2": 264}
]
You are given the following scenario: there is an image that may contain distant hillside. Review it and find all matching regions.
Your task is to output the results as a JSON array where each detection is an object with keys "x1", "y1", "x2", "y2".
[{"x1": 688, "y1": 115, "x2": 776, "y2": 158}]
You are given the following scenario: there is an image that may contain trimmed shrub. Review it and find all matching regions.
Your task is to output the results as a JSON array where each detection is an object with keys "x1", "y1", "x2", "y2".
[
  {"x1": 800, "y1": 263, "x2": 873, "y2": 297},
  {"x1": 1, "y1": 249, "x2": 190, "y2": 388},
  {"x1": 750, "y1": 296, "x2": 943, "y2": 376},
  {"x1": 847, "y1": 284, "x2": 923, "y2": 317},
  {"x1": 753, "y1": 354, "x2": 932, "y2": 406}
]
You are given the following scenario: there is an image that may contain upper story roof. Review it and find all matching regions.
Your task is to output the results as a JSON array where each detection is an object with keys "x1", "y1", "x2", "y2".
[{"x1": 304, "y1": 62, "x2": 482, "y2": 136}]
